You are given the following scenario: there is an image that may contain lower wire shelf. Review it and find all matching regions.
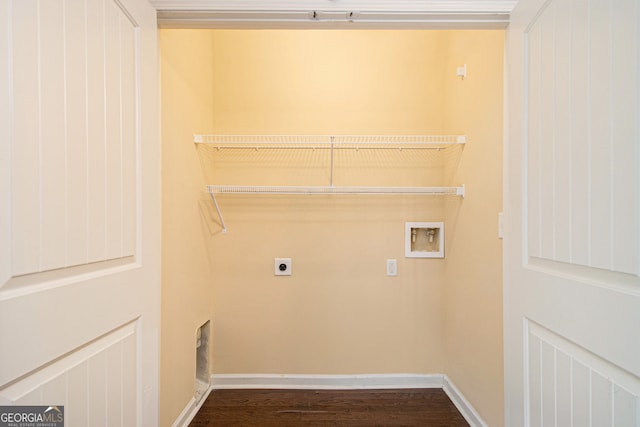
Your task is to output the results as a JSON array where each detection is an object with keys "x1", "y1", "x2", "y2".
[
  {"x1": 206, "y1": 185, "x2": 464, "y2": 233},
  {"x1": 207, "y1": 185, "x2": 464, "y2": 196}
]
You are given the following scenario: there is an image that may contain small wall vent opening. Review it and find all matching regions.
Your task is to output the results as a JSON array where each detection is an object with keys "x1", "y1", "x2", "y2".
[{"x1": 195, "y1": 320, "x2": 210, "y2": 402}]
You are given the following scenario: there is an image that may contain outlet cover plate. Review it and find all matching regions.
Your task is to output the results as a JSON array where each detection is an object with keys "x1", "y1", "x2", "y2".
[
  {"x1": 386, "y1": 259, "x2": 398, "y2": 276},
  {"x1": 274, "y1": 258, "x2": 292, "y2": 276}
]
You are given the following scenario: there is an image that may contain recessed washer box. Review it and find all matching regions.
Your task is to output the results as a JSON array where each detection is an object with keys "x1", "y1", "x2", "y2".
[
  {"x1": 405, "y1": 222, "x2": 444, "y2": 258},
  {"x1": 274, "y1": 258, "x2": 292, "y2": 276}
]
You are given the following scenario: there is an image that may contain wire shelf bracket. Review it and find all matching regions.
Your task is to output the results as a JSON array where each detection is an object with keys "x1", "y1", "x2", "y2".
[{"x1": 209, "y1": 191, "x2": 228, "y2": 234}]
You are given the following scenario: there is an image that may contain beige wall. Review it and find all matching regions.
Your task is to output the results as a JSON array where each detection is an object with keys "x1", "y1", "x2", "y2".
[
  {"x1": 160, "y1": 30, "x2": 217, "y2": 427},
  {"x1": 160, "y1": 29, "x2": 503, "y2": 426},
  {"x1": 209, "y1": 30, "x2": 447, "y2": 134},
  {"x1": 442, "y1": 31, "x2": 505, "y2": 427}
]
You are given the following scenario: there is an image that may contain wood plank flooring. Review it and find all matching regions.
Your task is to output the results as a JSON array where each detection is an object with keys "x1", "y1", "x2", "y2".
[{"x1": 189, "y1": 388, "x2": 470, "y2": 426}]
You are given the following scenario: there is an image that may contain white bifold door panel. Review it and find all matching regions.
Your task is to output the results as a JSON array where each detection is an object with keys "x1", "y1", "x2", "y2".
[
  {"x1": 0, "y1": 0, "x2": 160, "y2": 425},
  {"x1": 505, "y1": 0, "x2": 640, "y2": 425}
]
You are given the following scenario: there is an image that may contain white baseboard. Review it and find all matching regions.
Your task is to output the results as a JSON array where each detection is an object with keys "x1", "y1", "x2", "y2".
[
  {"x1": 443, "y1": 375, "x2": 488, "y2": 427},
  {"x1": 211, "y1": 373, "x2": 444, "y2": 389},
  {"x1": 174, "y1": 374, "x2": 487, "y2": 427},
  {"x1": 171, "y1": 385, "x2": 213, "y2": 427}
]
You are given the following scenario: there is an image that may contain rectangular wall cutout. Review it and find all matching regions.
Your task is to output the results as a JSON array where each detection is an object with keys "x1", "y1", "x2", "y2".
[
  {"x1": 195, "y1": 321, "x2": 210, "y2": 402},
  {"x1": 405, "y1": 222, "x2": 444, "y2": 258}
]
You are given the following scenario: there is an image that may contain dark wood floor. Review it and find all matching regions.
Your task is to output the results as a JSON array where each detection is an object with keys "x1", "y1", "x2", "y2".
[{"x1": 189, "y1": 388, "x2": 470, "y2": 426}]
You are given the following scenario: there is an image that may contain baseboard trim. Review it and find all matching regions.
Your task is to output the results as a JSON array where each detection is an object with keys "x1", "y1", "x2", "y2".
[
  {"x1": 175, "y1": 374, "x2": 487, "y2": 427},
  {"x1": 442, "y1": 375, "x2": 488, "y2": 427},
  {"x1": 211, "y1": 373, "x2": 444, "y2": 390},
  {"x1": 171, "y1": 385, "x2": 213, "y2": 427}
]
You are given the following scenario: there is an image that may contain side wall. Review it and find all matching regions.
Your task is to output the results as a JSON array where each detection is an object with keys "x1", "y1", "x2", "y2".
[
  {"x1": 160, "y1": 30, "x2": 216, "y2": 427},
  {"x1": 443, "y1": 30, "x2": 505, "y2": 427}
]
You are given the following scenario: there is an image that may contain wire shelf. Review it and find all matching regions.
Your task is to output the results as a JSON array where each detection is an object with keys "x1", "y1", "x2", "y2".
[
  {"x1": 194, "y1": 134, "x2": 465, "y2": 149},
  {"x1": 197, "y1": 134, "x2": 466, "y2": 233},
  {"x1": 207, "y1": 185, "x2": 465, "y2": 196}
]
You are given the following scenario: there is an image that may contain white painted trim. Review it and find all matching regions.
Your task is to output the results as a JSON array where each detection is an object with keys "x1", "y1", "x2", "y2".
[
  {"x1": 211, "y1": 373, "x2": 444, "y2": 390},
  {"x1": 150, "y1": 0, "x2": 518, "y2": 13},
  {"x1": 156, "y1": 10, "x2": 510, "y2": 29},
  {"x1": 442, "y1": 375, "x2": 488, "y2": 427},
  {"x1": 151, "y1": 0, "x2": 516, "y2": 28},
  {"x1": 171, "y1": 385, "x2": 214, "y2": 427}
]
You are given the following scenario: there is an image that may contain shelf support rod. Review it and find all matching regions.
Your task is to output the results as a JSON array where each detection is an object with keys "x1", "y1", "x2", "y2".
[{"x1": 209, "y1": 192, "x2": 227, "y2": 234}]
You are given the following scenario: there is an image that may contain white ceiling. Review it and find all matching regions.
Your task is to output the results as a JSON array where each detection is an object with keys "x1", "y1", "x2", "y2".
[{"x1": 152, "y1": 0, "x2": 518, "y2": 29}]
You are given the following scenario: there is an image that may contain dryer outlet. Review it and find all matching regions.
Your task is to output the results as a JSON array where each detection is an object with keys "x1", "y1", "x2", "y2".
[{"x1": 274, "y1": 258, "x2": 292, "y2": 276}]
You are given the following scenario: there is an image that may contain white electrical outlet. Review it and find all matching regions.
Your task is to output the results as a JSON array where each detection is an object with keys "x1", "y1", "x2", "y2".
[
  {"x1": 386, "y1": 259, "x2": 397, "y2": 277},
  {"x1": 274, "y1": 258, "x2": 292, "y2": 276}
]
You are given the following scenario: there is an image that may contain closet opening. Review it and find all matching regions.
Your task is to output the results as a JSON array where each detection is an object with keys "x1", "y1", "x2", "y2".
[{"x1": 160, "y1": 27, "x2": 504, "y2": 427}]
